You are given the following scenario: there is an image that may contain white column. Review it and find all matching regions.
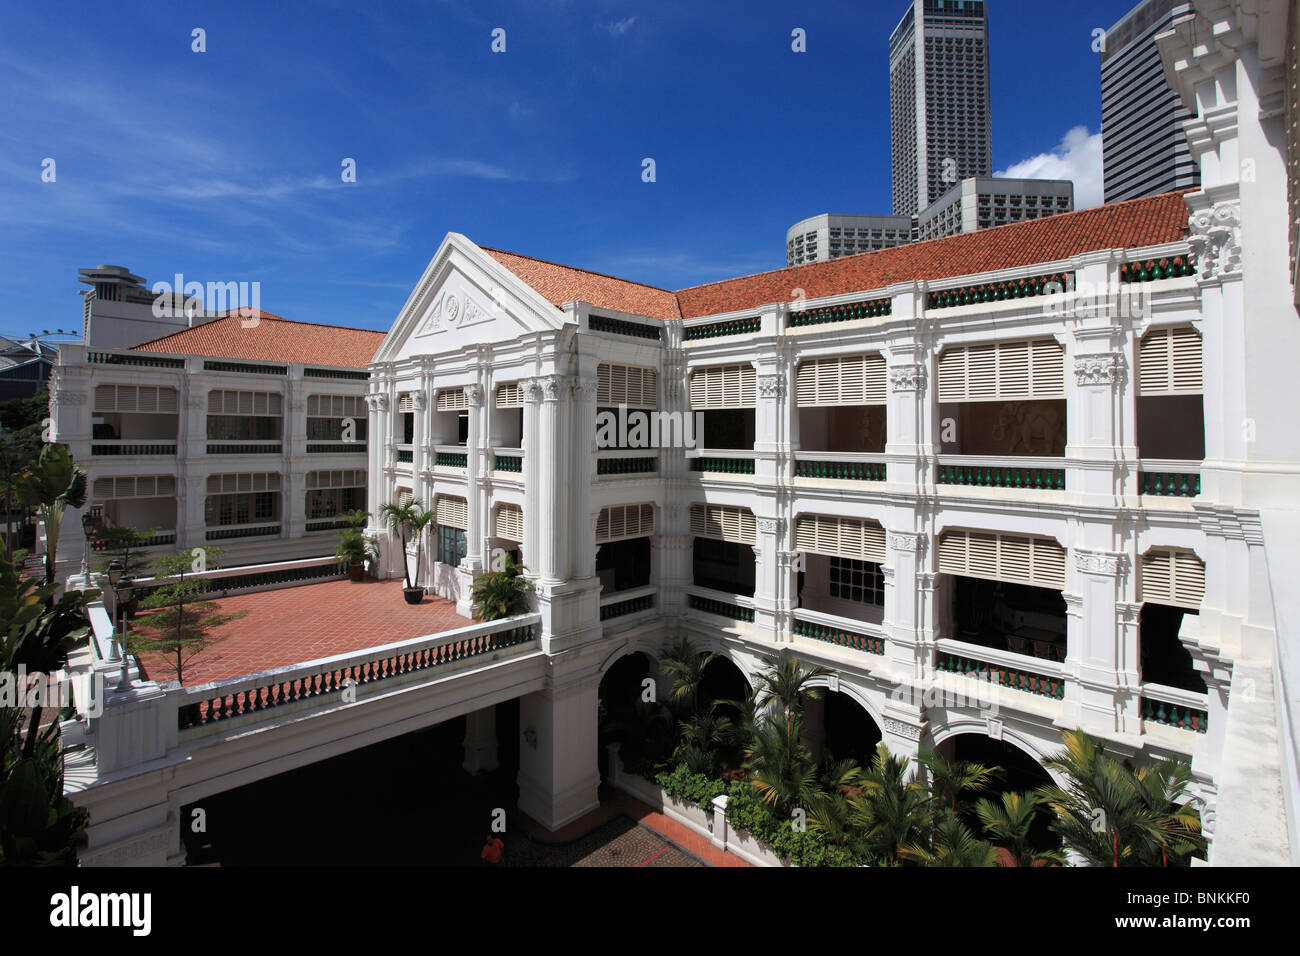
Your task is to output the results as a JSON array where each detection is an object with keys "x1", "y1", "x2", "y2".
[
  {"x1": 536, "y1": 376, "x2": 570, "y2": 584},
  {"x1": 516, "y1": 674, "x2": 601, "y2": 831},
  {"x1": 462, "y1": 706, "x2": 499, "y2": 775},
  {"x1": 1065, "y1": 549, "x2": 1128, "y2": 733}
]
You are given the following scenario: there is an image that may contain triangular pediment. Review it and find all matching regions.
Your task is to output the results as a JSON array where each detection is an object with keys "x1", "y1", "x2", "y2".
[{"x1": 374, "y1": 234, "x2": 567, "y2": 364}]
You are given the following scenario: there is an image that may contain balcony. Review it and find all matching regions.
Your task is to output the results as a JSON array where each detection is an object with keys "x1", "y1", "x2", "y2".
[
  {"x1": 599, "y1": 585, "x2": 657, "y2": 622},
  {"x1": 935, "y1": 637, "x2": 1066, "y2": 700},
  {"x1": 491, "y1": 448, "x2": 523, "y2": 475},
  {"x1": 596, "y1": 450, "x2": 659, "y2": 476},
  {"x1": 306, "y1": 442, "x2": 367, "y2": 454},
  {"x1": 433, "y1": 445, "x2": 468, "y2": 471},
  {"x1": 792, "y1": 608, "x2": 885, "y2": 656},
  {"x1": 206, "y1": 441, "x2": 282, "y2": 455},
  {"x1": 794, "y1": 452, "x2": 886, "y2": 482},
  {"x1": 91, "y1": 440, "x2": 177, "y2": 457},
  {"x1": 936, "y1": 455, "x2": 1065, "y2": 491},
  {"x1": 396, "y1": 444, "x2": 414, "y2": 464},
  {"x1": 205, "y1": 522, "x2": 283, "y2": 541},
  {"x1": 685, "y1": 586, "x2": 755, "y2": 623},
  {"x1": 1138, "y1": 460, "x2": 1201, "y2": 499},
  {"x1": 687, "y1": 450, "x2": 757, "y2": 478},
  {"x1": 1140, "y1": 682, "x2": 1209, "y2": 734}
]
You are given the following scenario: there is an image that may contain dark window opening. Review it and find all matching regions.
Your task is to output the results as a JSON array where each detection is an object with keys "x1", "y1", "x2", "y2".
[
  {"x1": 692, "y1": 537, "x2": 755, "y2": 597},
  {"x1": 1140, "y1": 604, "x2": 1206, "y2": 693},
  {"x1": 596, "y1": 537, "x2": 652, "y2": 593},
  {"x1": 951, "y1": 575, "x2": 1066, "y2": 662}
]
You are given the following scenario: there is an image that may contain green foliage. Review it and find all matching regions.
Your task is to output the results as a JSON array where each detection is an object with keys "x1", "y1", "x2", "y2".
[
  {"x1": 334, "y1": 528, "x2": 379, "y2": 568},
  {"x1": 470, "y1": 554, "x2": 535, "y2": 621},
  {"x1": 656, "y1": 763, "x2": 727, "y2": 807},
  {"x1": 657, "y1": 636, "x2": 717, "y2": 718},
  {"x1": 91, "y1": 523, "x2": 160, "y2": 582},
  {"x1": 14, "y1": 443, "x2": 86, "y2": 584},
  {"x1": 724, "y1": 780, "x2": 864, "y2": 867},
  {"x1": 974, "y1": 791, "x2": 1067, "y2": 867},
  {"x1": 339, "y1": 509, "x2": 371, "y2": 531},
  {"x1": 130, "y1": 548, "x2": 243, "y2": 685}
]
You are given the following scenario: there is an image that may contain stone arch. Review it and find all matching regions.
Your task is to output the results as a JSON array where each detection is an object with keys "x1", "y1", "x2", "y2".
[
  {"x1": 928, "y1": 720, "x2": 1066, "y2": 790},
  {"x1": 804, "y1": 675, "x2": 886, "y2": 767}
]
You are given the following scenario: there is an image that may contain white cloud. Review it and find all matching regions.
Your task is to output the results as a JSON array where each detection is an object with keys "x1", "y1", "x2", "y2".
[
  {"x1": 996, "y1": 125, "x2": 1104, "y2": 209},
  {"x1": 606, "y1": 16, "x2": 638, "y2": 36}
]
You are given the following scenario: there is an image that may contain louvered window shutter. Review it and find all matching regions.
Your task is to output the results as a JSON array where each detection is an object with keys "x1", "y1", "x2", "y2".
[
  {"x1": 794, "y1": 515, "x2": 886, "y2": 562},
  {"x1": 595, "y1": 503, "x2": 656, "y2": 544},
  {"x1": 398, "y1": 392, "x2": 415, "y2": 413},
  {"x1": 689, "y1": 365, "x2": 757, "y2": 409},
  {"x1": 795, "y1": 355, "x2": 887, "y2": 406},
  {"x1": 435, "y1": 496, "x2": 468, "y2": 530},
  {"x1": 597, "y1": 364, "x2": 659, "y2": 409},
  {"x1": 1138, "y1": 326, "x2": 1203, "y2": 395},
  {"x1": 496, "y1": 383, "x2": 524, "y2": 408},
  {"x1": 436, "y1": 388, "x2": 469, "y2": 411},
  {"x1": 688, "y1": 504, "x2": 757, "y2": 544},
  {"x1": 937, "y1": 339, "x2": 1064, "y2": 402},
  {"x1": 937, "y1": 530, "x2": 1066, "y2": 589},
  {"x1": 1139, "y1": 549, "x2": 1206, "y2": 609},
  {"x1": 397, "y1": 488, "x2": 413, "y2": 508}
]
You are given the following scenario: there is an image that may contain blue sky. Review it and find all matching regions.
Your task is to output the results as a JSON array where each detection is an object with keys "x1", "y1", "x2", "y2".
[{"x1": 0, "y1": 0, "x2": 1144, "y2": 339}]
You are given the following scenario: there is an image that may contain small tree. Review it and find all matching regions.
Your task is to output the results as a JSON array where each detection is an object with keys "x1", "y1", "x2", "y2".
[
  {"x1": 15, "y1": 443, "x2": 86, "y2": 586},
  {"x1": 130, "y1": 548, "x2": 244, "y2": 685},
  {"x1": 378, "y1": 501, "x2": 435, "y2": 591},
  {"x1": 470, "y1": 555, "x2": 535, "y2": 620},
  {"x1": 92, "y1": 523, "x2": 160, "y2": 584}
]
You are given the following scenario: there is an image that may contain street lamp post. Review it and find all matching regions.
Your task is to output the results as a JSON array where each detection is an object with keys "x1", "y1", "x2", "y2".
[{"x1": 106, "y1": 559, "x2": 133, "y2": 692}]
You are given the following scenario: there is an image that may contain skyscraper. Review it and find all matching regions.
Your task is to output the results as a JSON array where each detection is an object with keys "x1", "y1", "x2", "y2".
[
  {"x1": 889, "y1": 0, "x2": 992, "y2": 217},
  {"x1": 1101, "y1": 0, "x2": 1200, "y2": 203}
]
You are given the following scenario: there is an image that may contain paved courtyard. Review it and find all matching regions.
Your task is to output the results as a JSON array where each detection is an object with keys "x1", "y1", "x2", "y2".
[{"x1": 131, "y1": 579, "x2": 468, "y2": 685}]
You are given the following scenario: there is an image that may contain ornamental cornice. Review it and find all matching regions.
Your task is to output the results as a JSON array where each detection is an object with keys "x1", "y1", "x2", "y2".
[
  {"x1": 888, "y1": 531, "x2": 927, "y2": 554},
  {"x1": 463, "y1": 384, "x2": 484, "y2": 407},
  {"x1": 755, "y1": 517, "x2": 783, "y2": 536},
  {"x1": 1074, "y1": 549, "x2": 1128, "y2": 578},
  {"x1": 882, "y1": 716, "x2": 923, "y2": 741},
  {"x1": 1188, "y1": 201, "x2": 1242, "y2": 281},
  {"x1": 889, "y1": 364, "x2": 926, "y2": 393},
  {"x1": 1073, "y1": 353, "x2": 1125, "y2": 387}
]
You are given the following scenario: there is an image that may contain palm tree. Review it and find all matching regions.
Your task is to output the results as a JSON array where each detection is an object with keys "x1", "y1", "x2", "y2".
[
  {"x1": 1038, "y1": 729, "x2": 1202, "y2": 867},
  {"x1": 901, "y1": 808, "x2": 999, "y2": 867},
  {"x1": 340, "y1": 509, "x2": 371, "y2": 531},
  {"x1": 751, "y1": 649, "x2": 832, "y2": 738},
  {"x1": 974, "y1": 791, "x2": 1067, "y2": 867},
  {"x1": 918, "y1": 750, "x2": 1000, "y2": 813},
  {"x1": 844, "y1": 743, "x2": 934, "y2": 866},
  {"x1": 15, "y1": 444, "x2": 86, "y2": 586},
  {"x1": 378, "y1": 501, "x2": 435, "y2": 591},
  {"x1": 657, "y1": 636, "x2": 717, "y2": 718},
  {"x1": 746, "y1": 710, "x2": 819, "y2": 814}
]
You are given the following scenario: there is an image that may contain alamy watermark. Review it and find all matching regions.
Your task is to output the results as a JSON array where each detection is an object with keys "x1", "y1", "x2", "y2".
[
  {"x1": 150, "y1": 274, "x2": 261, "y2": 327},
  {"x1": 595, "y1": 404, "x2": 706, "y2": 449},
  {"x1": 1, "y1": 665, "x2": 107, "y2": 718}
]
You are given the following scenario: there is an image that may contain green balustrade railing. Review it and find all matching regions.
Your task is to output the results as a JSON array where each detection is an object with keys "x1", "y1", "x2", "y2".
[
  {"x1": 684, "y1": 316, "x2": 762, "y2": 340},
  {"x1": 92, "y1": 443, "x2": 177, "y2": 456},
  {"x1": 589, "y1": 314, "x2": 663, "y2": 341},
  {"x1": 794, "y1": 619, "x2": 884, "y2": 655},
  {"x1": 936, "y1": 652, "x2": 1065, "y2": 699},
  {"x1": 937, "y1": 464, "x2": 1065, "y2": 490},
  {"x1": 688, "y1": 595, "x2": 755, "y2": 622},
  {"x1": 788, "y1": 298, "x2": 892, "y2": 327},
  {"x1": 494, "y1": 455, "x2": 523, "y2": 473},
  {"x1": 207, "y1": 444, "x2": 281, "y2": 455},
  {"x1": 203, "y1": 360, "x2": 287, "y2": 375},
  {"x1": 1119, "y1": 257, "x2": 1196, "y2": 283},
  {"x1": 396, "y1": 449, "x2": 414, "y2": 463},
  {"x1": 600, "y1": 594, "x2": 655, "y2": 620},
  {"x1": 928, "y1": 272, "x2": 1074, "y2": 310},
  {"x1": 1140, "y1": 471, "x2": 1200, "y2": 497},
  {"x1": 795, "y1": 459, "x2": 886, "y2": 481},
  {"x1": 1141, "y1": 696, "x2": 1208, "y2": 733},
  {"x1": 88, "y1": 352, "x2": 186, "y2": 369},
  {"x1": 306, "y1": 443, "x2": 366, "y2": 454},
  {"x1": 690, "y1": 457, "x2": 755, "y2": 475},
  {"x1": 597, "y1": 456, "x2": 658, "y2": 475},
  {"x1": 435, "y1": 452, "x2": 468, "y2": 468}
]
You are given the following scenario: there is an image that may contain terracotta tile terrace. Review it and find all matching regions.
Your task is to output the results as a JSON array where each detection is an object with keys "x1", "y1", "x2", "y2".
[{"x1": 131, "y1": 579, "x2": 470, "y2": 687}]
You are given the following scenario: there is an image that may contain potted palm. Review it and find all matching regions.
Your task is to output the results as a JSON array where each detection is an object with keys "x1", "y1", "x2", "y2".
[
  {"x1": 379, "y1": 500, "x2": 436, "y2": 604},
  {"x1": 335, "y1": 527, "x2": 379, "y2": 582},
  {"x1": 470, "y1": 554, "x2": 535, "y2": 620}
]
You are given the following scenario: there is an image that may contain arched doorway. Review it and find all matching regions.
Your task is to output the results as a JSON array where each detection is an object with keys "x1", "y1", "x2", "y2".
[
  {"x1": 820, "y1": 690, "x2": 883, "y2": 767},
  {"x1": 936, "y1": 733, "x2": 1059, "y2": 854},
  {"x1": 598, "y1": 651, "x2": 672, "y2": 779}
]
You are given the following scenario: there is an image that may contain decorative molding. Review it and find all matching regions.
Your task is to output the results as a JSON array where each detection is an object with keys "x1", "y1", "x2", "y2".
[
  {"x1": 411, "y1": 391, "x2": 427, "y2": 411},
  {"x1": 463, "y1": 384, "x2": 484, "y2": 407},
  {"x1": 889, "y1": 364, "x2": 926, "y2": 392},
  {"x1": 757, "y1": 373, "x2": 785, "y2": 399},
  {"x1": 541, "y1": 375, "x2": 568, "y2": 403},
  {"x1": 985, "y1": 716, "x2": 1003, "y2": 741},
  {"x1": 883, "y1": 716, "x2": 923, "y2": 741},
  {"x1": 416, "y1": 290, "x2": 495, "y2": 337},
  {"x1": 1074, "y1": 549, "x2": 1128, "y2": 577},
  {"x1": 755, "y1": 517, "x2": 782, "y2": 536},
  {"x1": 888, "y1": 531, "x2": 926, "y2": 554},
  {"x1": 522, "y1": 379, "x2": 544, "y2": 405},
  {"x1": 1188, "y1": 201, "x2": 1242, "y2": 281},
  {"x1": 185, "y1": 394, "x2": 206, "y2": 410},
  {"x1": 1073, "y1": 353, "x2": 1124, "y2": 386}
]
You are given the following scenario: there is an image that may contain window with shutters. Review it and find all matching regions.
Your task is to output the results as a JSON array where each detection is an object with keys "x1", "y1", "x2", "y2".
[
  {"x1": 491, "y1": 384, "x2": 525, "y2": 447},
  {"x1": 93, "y1": 385, "x2": 179, "y2": 413},
  {"x1": 305, "y1": 470, "x2": 366, "y2": 519},
  {"x1": 91, "y1": 475, "x2": 177, "y2": 500},
  {"x1": 433, "y1": 497, "x2": 468, "y2": 566},
  {"x1": 937, "y1": 339, "x2": 1065, "y2": 403},
  {"x1": 689, "y1": 504, "x2": 756, "y2": 544},
  {"x1": 204, "y1": 472, "x2": 282, "y2": 527},
  {"x1": 795, "y1": 355, "x2": 889, "y2": 454},
  {"x1": 1138, "y1": 602, "x2": 1207, "y2": 694},
  {"x1": 1135, "y1": 327, "x2": 1205, "y2": 462},
  {"x1": 827, "y1": 558, "x2": 885, "y2": 606},
  {"x1": 938, "y1": 530, "x2": 1066, "y2": 589},
  {"x1": 794, "y1": 514, "x2": 887, "y2": 562},
  {"x1": 207, "y1": 390, "x2": 284, "y2": 441},
  {"x1": 1139, "y1": 549, "x2": 1205, "y2": 610},
  {"x1": 689, "y1": 504, "x2": 755, "y2": 596},
  {"x1": 495, "y1": 504, "x2": 524, "y2": 542},
  {"x1": 434, "y1": 496, "x2": 468, "y2": 530},
  {"x1": 307, "y1": 394, "x2": 368, "y2": 441},
  {"x1": 689, "y1": 364, "x2": 756, "y2": 409},
  {"x1": 595, "y1": 503, "x2": 655, "y2": 544},
  {"x1": 91, "y1": 385, "x2": 180, "y2": 442},
  {"x1": 598, "y1": 364, "x2": 658, "y2": 409},
  {"x1": 495, "y1": 383, "x2": 524, "y2": 408}
]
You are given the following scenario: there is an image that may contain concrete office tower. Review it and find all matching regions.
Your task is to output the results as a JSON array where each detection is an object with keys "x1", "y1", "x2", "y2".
[
  {"x1": 890, "y1": 0, "x2": 992, "y2": 216},
  {"x1": 786, "y1": 213, "x2": 914, "y2": 266},
  {"x1": 1102, "y1": 0, "x2": 1201, "y2": 203}
]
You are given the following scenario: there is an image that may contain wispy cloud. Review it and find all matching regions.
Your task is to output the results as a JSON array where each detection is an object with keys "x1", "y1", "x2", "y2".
[
  {"x1": 997, "y1": 125, "x2": 1104, "y2": 209},
  {"x1": 605, "y1": 16, "x2": 639, "y2": 37}
]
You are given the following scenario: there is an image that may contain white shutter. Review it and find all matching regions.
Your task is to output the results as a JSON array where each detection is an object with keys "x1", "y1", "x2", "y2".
[
  {"x1": 92, "y1": 475, "x2": 175, "y2": 500},
  {"x1": 1139, "y1": 326, "x2": 1203, "y2": 395},
  {"x1": 1140, "y1": 549, "x2": 1206, "y2": 609},
  {"x1": 937, "y1": 530, "x2": 1066, "y2": 589},
  {"x1": 495, "y1": 504, "x2": 524, "y2": 541},
  {"x1": 794, "y1": 515, "x2": 886, "y2": 562},
  {"x1": 436, "y1": 388, "x2": 469, "y2": 411},
  {"x1": 496, "y1": 383, "x2": 524, "y2": 408},
  {"x1": 795, "y1": 354, "x2": 887, "y2": 406},
  {"x1": 207, "y1": 472, "x2": 280, "y2": 495},
  {"x1": 309, "y1": 395, "x2": 366, "y2": 417},
  {"x1": 597, "y1": 364, "x2": 659, "y2": 409},
  {"x1": 435, "y1": 495, "x2": 468, "y2": 530},
  {"x1": 595, "y1": 503, "x2": 656, "y2": 544},
  {"x1": 937, "y1": 339, "x2": 1065, "y2": 402},
  {"x1": 94, "y1": 385, "x2": 178, "y2": 412},
  {"x1": 689, "y1": 504, "x2": 757, "y2": 544},
  {"x1": 689, "y1": 365, "x2": 756, "y2": 409},
  {"x1": 397, "y1": 392, "x2": 415, "y2": 413},
  {"x1": 307, "y1": 469, "x2": 365, "y2": 489},
  {"x1": 397, "y1": 487, "x2": 413, "y2": 508},
  {"x1": 208, "y1": 390, "x2": 282, "y2": 415}
]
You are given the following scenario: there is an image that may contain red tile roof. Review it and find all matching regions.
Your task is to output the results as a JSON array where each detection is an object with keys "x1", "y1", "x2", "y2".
[
  {"x1": 131, "y1": 311, "x2": 386, "y2": 368},
  {"x1": 484, "y1": 191, "x2": 1193, "y2": 321},
  {"x1": 482, "y1": 247, "x2": 683, "y2": 320}
]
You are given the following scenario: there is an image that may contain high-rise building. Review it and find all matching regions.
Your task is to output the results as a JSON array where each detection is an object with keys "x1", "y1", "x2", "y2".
[
  {"x1": 1101, "y1": 0, "x2": 1200, "y2": 203},
  {"x1": 890, "y1": 0, "x2": 992, "y2": 217}
]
